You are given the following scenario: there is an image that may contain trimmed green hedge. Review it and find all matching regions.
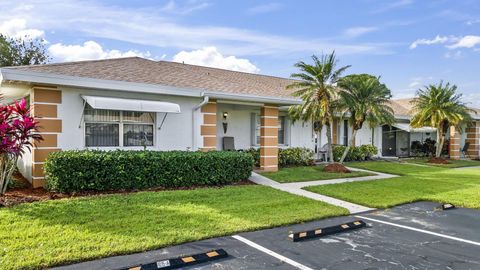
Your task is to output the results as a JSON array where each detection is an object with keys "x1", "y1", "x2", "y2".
[
  {"x1": 243, "y1": 147, "x2": 314, "y2": 167},
  {"x1": 44, "y1": 150, "x2": 254, "y2": 192},
  {"x1": 333, "y1": 144, "x2": 378, "y2": 162}
]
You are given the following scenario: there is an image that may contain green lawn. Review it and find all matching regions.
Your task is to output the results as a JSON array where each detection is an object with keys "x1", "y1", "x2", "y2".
[
  {"x1": 260, "y1": 165, "x2": 375, "y2": 183},
  {"x1": 403, "y1": 158, "x2": 480, "y2": 168},
  {"x1": 305, "y1": 161, "x2": 480, "y2": 209},
  {"x1": 0, "y1": 185, "x2": 347, "y2": 270}
]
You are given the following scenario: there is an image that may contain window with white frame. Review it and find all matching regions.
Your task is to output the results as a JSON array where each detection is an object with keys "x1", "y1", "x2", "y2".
[
  {"x1": 254, "y1": 115, "x2": 286, "y2": 145},
  {"x1": 84, "y1": 104, "x2": 155, "y2": 147}
]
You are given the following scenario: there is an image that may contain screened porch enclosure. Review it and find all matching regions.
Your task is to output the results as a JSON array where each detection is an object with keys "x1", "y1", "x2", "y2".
[{"x1": 381, "y1": 124, "x2": 437, "y2": 157}]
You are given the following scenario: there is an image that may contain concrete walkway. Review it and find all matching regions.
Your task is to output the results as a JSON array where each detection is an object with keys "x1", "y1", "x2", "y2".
[
  {"x1": 453, "y1": 165, "x2": 480, "y2": 170},
  {"x1": 249, "y1": 168, "x2": 398, "y2": 214}
]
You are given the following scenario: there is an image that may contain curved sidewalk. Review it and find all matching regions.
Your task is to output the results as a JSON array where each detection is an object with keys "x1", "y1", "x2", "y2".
[{"x1": 249, "y1": 168, "x2": 398, "y2": 214}]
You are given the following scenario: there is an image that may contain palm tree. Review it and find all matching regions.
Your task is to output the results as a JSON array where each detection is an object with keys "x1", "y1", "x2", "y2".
[
  {"x1": 410, "y1": 81, "x2": 473, "y2": 158},
  {"x1": 336, "y1": 74, "x2": 395, "y2": 163},
  {"x1": 287, "y1": 52, "x2": 350, "y2": 163}
]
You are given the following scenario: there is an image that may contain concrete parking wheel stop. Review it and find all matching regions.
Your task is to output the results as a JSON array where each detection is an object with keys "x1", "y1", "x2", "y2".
[
  {"x1": 288, "y1": 220, "x2": 366, "y2": 242},
  {"x1": 120, "y1": 249, "x2": 228, "y2": 270},
  {"x1": 441, "y1": 203, "x2": 455, "y2": 210}
]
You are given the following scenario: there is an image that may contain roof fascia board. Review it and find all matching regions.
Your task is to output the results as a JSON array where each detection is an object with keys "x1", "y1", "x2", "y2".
[
  {"x1": 206, "y1": 91, "x2": 302, "y2": 105},
  {"x1": 0, "y1": 68, "x2": 302, "y2": 105}
]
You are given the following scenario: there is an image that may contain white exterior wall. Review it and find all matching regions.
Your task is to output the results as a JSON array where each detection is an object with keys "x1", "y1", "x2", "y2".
[
  {"x1": 58, "y1": 86, "x2": 204, "y2": 151},
  {"x1": 215, "y1": 103, "x2": 254, "y2": 150},
  {"x1": 372, "y1": 126, "x2": 383, "y2": 156},
  {"x1": 355, "y1": 125, "x2": 374, "y2": 146},
  {"x1": 215, "y1": 103, "x2": 315, "y2": 150},
  {"x1": 290, "y1": 120, "x2": 315, "y2": 149},
  {"x1": 17, "y1": 149, "x2": 32, "y2": 180}
]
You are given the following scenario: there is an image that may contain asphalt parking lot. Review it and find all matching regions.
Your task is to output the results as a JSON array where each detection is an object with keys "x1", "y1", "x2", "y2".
[{"x1": 54, "y1": 201, "x2": 480, "y2": 270}]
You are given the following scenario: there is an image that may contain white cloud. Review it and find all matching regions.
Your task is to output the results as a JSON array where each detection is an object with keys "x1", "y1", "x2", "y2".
[
  {"x1": 394, "y1": 76, "x2": 434, "y2": 99},
  {"x1": 0, "y1": 18, "x2": 44, "y2": 39},
  {"x1": 408, "y1": 76, "x2": 433, "y2": 88},
  {"x1": 0, "y1": 0, "x2": 392, "y2": 57},
  {"x1": 48, "y1": 41, "x2": 151, "y2": 62},
  {"x1": 463, "y1": 93, "x2": 480, "y2": 108},
  {"x1": 466, "y1": 19, "x2": 480, "y2": 26},
  {"x1": 160, "y1": 0, "x2": 210, "y2": 15},
  {"x1": 247, "y1": 3, "x2": 283, "y2": 15},
  {"x1": 173, "y1": 46, "x2": 260, "y2": 73},
  {"x1": 410, "y1": 35, "x2": 480, "y2": 52},
  {"x1": 447, "y1": 35, "x2": 480, "y2": 49},
  {"x1": 371, "y1": 0, "x2": 413, "y2": 14},
  {"x1": 444, "y1": 50, "x2": 463, "y2": 59},
  {"x1": 409, "y1": 35, "x2": 451, "y2": 49},
  {"x1": 343, "y1": 27, "x2": 378, "y2": 38}
]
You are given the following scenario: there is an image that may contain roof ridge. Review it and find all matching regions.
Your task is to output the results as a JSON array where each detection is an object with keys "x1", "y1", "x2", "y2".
[
  {"x1": 160, "y1": 60, "x2": 293, "y2": 93},
  {"x1": 157, "y1": 60, "x2": 296, "y2": 82},
  {"x1": 6, "y1": 56, "x2": 296, "y2": 82}
]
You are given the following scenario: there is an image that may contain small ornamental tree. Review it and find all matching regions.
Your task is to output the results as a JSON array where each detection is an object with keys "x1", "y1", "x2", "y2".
[{"x1": 0, "y1": 96, "x2": 41, "y2": 194}]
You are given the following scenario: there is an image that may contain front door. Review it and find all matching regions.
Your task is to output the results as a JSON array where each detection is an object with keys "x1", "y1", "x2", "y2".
[{"x1": 382, "y1": 125, "x2": 396, "y2": 156}]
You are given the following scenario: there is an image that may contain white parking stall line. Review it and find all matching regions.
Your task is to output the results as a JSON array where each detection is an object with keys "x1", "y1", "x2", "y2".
[
  {"x1": 356, "y1": 215, "x2": 480, "y2": 247},
  {"x1": 232, "y1": 235, "x2": 314, "y2": 270}
]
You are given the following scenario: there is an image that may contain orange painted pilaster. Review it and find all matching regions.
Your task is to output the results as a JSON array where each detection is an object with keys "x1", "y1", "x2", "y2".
[{"x1": 260, "y1": 105, "x2": 278, "y2": 171}]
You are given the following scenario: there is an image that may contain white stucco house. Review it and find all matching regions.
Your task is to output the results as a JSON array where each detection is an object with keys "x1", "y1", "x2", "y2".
[{"x1": 0, "y1": 57, "x2": 479, "y2": 188}]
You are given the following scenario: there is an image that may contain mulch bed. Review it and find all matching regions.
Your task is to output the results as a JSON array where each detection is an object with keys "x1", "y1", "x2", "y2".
[
  {"x1": 428, "y1": 157, "x2": 451, "y2": 164},
  {"x1": 323, "y1": 163, "x2": 351, "y2": 173},
  {"x1": 0, "y1": 188, "x2": 67, "y2": 207},
  {"x1": 0, "y1": 179, "x2": 255, "y2": 208}
]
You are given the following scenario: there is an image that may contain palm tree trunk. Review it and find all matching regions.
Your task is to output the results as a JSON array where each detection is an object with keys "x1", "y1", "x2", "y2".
[
  {"x1": 340, "y1": 128, "x2": 358, "y2": 163},
  {"x1": 325, "y1": 121, "x2": 334, "y2": 163},
  {"x1": 435, "y1": 124, "x2": 445, "y2": 158},
  {"x1": 438, "y1": 135, "x2": 445, "y2": 158},
  {"x1": 435, "y1": 128, "x2": 441, "y2": 157}
]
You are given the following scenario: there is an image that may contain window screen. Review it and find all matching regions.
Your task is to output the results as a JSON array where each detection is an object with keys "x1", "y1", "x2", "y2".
[{"x1": 84, "y1": 104, "x2": 155, "y2": 147}]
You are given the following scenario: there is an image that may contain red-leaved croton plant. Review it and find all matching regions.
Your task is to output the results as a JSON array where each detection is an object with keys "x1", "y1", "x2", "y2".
[{"x1": 0, "y1": 96, "x2": 42, "y2": 194}]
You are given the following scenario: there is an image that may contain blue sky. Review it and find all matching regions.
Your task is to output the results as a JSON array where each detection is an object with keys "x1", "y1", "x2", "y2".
[{"x1": 1, "y1": 0, "x2": 479, "y2": 106}]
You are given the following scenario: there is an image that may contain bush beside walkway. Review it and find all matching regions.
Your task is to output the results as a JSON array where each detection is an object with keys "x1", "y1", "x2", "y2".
[{"x1": 45, "y1": 150, "x2": 254, "y2": 192}]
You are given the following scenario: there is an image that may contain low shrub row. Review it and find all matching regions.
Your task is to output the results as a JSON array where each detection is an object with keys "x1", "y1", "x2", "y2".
[
  {"x1": 44, "y1": 150, "x2": 254, "y2": 192},
  {"x1": 332, "y1": 144, "x2": 378, "y2": 162},
  {"x1": 242, "y1": 147, "x2": 314, "y2": 167}
]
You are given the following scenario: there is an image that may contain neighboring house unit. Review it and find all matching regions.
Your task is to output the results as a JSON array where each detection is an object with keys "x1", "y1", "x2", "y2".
[{"x1": 0, "y1": 57, "x2": 479, "y2": 188}]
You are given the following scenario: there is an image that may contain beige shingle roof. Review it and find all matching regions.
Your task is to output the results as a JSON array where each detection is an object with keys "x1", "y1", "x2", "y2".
[
  {"x1": 389, "y1": 98, "x2": 480, "y2": 119},
  {"x1": 388, "y1": 98, "x2": 414, "y2": 117},
  {"x1": 7, "y1": 57, "x2": 297, "y2": 99}
]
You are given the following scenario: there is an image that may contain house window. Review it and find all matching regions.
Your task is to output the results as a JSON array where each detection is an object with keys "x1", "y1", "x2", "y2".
[
  {"x1": 254, "y1": 115, "x2": 286, "y2": 145},
  {"x1": 84, "y1": 104, "x2": 155, "y2": 147},
  {"x1": 278, "y1": 116, "x2": 286, "y2": 145}
]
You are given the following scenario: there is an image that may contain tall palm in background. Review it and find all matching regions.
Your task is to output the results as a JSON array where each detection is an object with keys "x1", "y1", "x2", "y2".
[
  {"x1": 336, "y1": 74, "x2": 395, "y2": 163},
  {"x1": 410, "y1": 81, "x2": 473, "y2": 158},
  {"x1": 287, "y1": 52, "x2": 350, "y2": 163}
]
